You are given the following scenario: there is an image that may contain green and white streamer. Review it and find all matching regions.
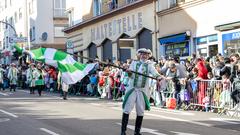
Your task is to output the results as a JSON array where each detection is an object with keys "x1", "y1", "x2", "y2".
[{"x1": 28, "y1": 47, "x2": 96, "y2": 84}]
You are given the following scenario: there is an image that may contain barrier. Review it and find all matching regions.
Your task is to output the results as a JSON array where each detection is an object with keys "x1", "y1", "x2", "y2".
[
  {"x1": 186, "y1": 80, "x2": 233, "y2": 112},
  {"x1": 229, "y1": 79, "x2": 240, "y2": 117}
]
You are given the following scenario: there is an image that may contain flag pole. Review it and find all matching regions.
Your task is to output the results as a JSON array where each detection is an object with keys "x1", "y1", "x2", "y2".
[
  {"x1": 22, "y1": 48, "x2": 159, "y2": 80},
  {"x1": 65, "y1": 52, "x2": 159, "y2": 80}
]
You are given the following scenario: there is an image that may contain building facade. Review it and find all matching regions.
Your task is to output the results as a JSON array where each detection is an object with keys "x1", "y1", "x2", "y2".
[
  {"x1": 64, "y1": 0, "x2": 158, "y2": 63},
  {"x1": 157, "y1": 0, "x2": 240, "y2": 59},
  {"x1": 0, "y1": 0, "x2": 68, "y2": 64}
]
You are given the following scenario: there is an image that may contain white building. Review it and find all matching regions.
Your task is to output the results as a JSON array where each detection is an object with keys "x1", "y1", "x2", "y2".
[
  {"x1": 157, "y1": 0, "x2": 240, "y2": 58},
  {"x1": 0, "y1": 0, "x2": 68, "y2": 64},
  {"x1": 64, "y1": 0, "x2": 158, "y2": 63}
]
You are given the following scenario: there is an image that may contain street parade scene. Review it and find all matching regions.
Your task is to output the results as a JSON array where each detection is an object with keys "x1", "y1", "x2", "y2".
[{"x1": 0, "y1": 0, "x2": 240, "y2": 135}]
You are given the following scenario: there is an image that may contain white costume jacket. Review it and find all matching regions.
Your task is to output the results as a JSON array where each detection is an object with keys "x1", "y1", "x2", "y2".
[{"x1": 122, "y1": 60, "x2": 160, "y2": 116}]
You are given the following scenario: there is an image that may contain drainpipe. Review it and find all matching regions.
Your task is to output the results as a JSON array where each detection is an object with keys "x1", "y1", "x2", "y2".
[{"x1": 153, "y1": 0, "x2": 158, "y2": 59}]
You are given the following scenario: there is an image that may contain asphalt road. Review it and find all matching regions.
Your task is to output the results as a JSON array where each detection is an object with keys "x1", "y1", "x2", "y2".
[{"x1": 0, "y1": 89, "x2": 240, "y2": 135}]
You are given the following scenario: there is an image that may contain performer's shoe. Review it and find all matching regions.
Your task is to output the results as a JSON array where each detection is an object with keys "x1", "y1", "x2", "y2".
[
  {"x1": 63, "y1": 92, "x2": 68, "y2": 100},
  {"x1": 121, "y1": 113, "x2": 129, "y2": 135},
  {"x1": 134, "y1": 116, "x2": 143, "y2": 135}
]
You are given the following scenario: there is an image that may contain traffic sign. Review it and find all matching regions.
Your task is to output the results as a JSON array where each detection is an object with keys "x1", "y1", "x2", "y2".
[
  {"x1": 9, "y1": 37, "x2": 28, "y2": 43},
  {"x1": 66, "y1": 40, "x2": 73, "y2": 49}
]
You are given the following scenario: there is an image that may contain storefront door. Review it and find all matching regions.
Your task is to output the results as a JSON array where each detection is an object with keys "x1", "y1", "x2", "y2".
[
  {"x1": 138, "y1": 29, "x2": 152, "y2": 50},
  {"x1": 102, "y1": 39, "x2": 113, "y2": 62},
  {"x1": 88, "y1": 43, "x2": 97, "y2": 59},
  {"x1": 208, "y1": 45, "x2": 218, "y2": 57},
  {"x1": 119, "y1": 48, "x2": 131, "y2": 62}
]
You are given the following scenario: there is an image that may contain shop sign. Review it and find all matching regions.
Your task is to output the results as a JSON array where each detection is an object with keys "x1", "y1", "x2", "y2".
[
  {"x1": 232, "y1": 32, "x2": 240, "y2": 40},
  {"x1": 91, "y1": 12, "x2": 143, "y2": 41}
]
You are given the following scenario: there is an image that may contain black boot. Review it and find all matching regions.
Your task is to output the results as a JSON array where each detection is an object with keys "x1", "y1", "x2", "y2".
[
  {"x1": 134, "y1": 116, "x2": 143, "y2": 135},
  {"x1": 63, "y1": 92, "x2": 68, "y2": 100},
  {"x1": 30, "y1": 87, "x2": 33, "y2": 94},
  {"x1": 121, "y1": 113, "x2": 129, "y2": 135}
]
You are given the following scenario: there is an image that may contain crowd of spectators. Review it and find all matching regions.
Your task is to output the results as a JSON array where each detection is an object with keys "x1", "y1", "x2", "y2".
[{"x1": 0, "y1": 52, "x2": 240, "y2": 113}]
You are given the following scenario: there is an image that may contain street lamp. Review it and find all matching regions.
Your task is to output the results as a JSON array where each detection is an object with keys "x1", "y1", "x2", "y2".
[
  {"x1": 0, "y1": 20, "x2": 17, "y2": 36},
  {"x1": 0, "y1": 20, "x2": 17, "y2": 64}
]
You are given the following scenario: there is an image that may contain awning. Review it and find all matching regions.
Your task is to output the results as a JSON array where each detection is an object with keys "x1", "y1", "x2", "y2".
[
  {"x1": 159, "y1": 33, "x2": 188, "y2": 45},
  {"x1": 215, "y1": 21, "x2": 240, "y2": 31}
]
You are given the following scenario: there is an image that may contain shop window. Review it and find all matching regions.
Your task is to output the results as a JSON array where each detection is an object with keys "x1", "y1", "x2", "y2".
[
  {"x1": 224, "y1": 39, "x2": 240, "y2": 56},
  {"x1": 197, "y1": 48, "x2": 207, "y2": 58},
  {"x1": 209, "y1": 45, "x2": 218, "y2": 57},
  {"x1": 165, "y1": 42, "x2": 189, "y2": 57},
  {"x1": 195, "y1": 34, "x2": 218, "y2": 45},
  {"x1": 208, "y1": 34, "x2": 218, "y2": 42},
  {"x1": 195, "y1": 37, "x2": 207, "y2": 45}
]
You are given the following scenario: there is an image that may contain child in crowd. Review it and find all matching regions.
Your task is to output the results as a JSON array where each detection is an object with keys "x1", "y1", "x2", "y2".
[
  {"x1": 207, "y1": 72, "x2": 215, "y2": 110},
  {"x1": 98, "y1": 71, "x2": 107, "y2": 98},
  {"x1": 203, "y1": 91, "x2": 210, "y2": 112},
  {"x1": 219, "y1": 74, "x2": 231, "y2": 109}
]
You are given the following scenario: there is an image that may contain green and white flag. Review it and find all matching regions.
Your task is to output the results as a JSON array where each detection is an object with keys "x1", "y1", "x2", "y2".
[
  {"x1": 13, "y1": 43, "x2": 24, "y2": 54},
  {"x1": 28, "y1": 48, "x2": 96, "y2": 84}
]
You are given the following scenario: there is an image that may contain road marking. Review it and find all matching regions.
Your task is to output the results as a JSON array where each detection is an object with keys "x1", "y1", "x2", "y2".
[
  {"x1": 107, "y1": 102, "x2": 122, "y2": 105},
  {"x1": 0, "y1": 109, "x2": 18, "y2": 118},
  {"x1": 171, "y1": 131, "x2": 200, "y2": 135},
  {"x1": 111, "y1": 107, "x2": 122, "y2": 111},
  {"x1": 19, "y1": 90, "x2": 30, "y2": 93},
  {"x1": 209, "y1": 118, "x2": 240, "y2": 124},
  {"x1": 0, "y1": 118, "x2": 10, "y2": 122},
  {"x1": 0, "y1": 92, "x2": 9, "y2": 96},
  {"x1": 112, "y1": 107, "x2": 211, "y2": 127},
  {"x1": 145, "y1": 113, "x2": 212, "y2": 127},
  {"x1": 40, "y1": 128, "x2": 60, "y2": 135},
  {"x1": 116, "y1": 123, "x2": 167, "y2": 135},
  {"x1": 107, "y1": 102, "x2": 195, "y2": 116},
  {"x1": 90, "y1": 103, "x2": 101, "y2": 106},
  {"x1": 151, "y1": 108, "x2": 195, "y2": 116},
  {"x1": 0, "y1": 97, "x2": 61, "y2": 100},
  {"x1": 116, "y1": 123, "x2": 200, "y2": 135}
]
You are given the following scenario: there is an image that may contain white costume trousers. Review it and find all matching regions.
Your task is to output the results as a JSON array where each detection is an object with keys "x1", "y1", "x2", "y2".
[{"x1": 123, "y1": 89, "x2": 146, "y2": 116}]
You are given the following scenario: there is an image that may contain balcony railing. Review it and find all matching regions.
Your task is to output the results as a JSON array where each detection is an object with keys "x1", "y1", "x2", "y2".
[{"x1": 107, "y1": 0, "x2": 139, "y2": 12}]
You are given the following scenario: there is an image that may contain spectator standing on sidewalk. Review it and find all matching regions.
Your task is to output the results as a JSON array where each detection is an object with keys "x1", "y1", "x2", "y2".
[
  {"x1": 0, "y1": 65, "x2": 5, "y2": 91},
  {"x1": 7, "y1": 63, "x2": 18, "y2": 92},
  {"x1": 35, "y1": 64, "x2": 44, "y2": 96},
  {"x1": 57, "y1": 72, "x2": 69, "y2": 100},
  {"x1": 27, "y1": 63, "x2": 36, "y2": 94}
]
